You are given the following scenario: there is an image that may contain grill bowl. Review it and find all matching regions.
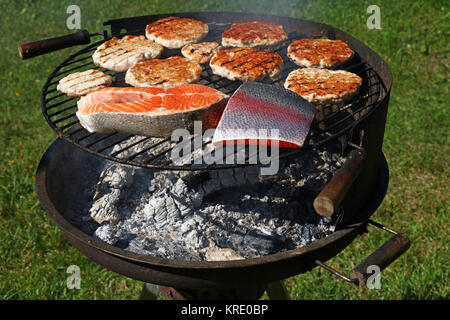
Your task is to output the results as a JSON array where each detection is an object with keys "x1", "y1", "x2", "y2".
[{"x1": 36, "y1": 12, "x2": 393, "y2": 289}]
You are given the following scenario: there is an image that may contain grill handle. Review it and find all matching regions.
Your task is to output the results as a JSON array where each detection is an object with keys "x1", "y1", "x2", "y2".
[
  {"x1": 18, "y1": 30, "x2": 91, "y2": 60},
  {"x1": 313, "y1": 148, "x2": 367, "y2": 217},
  {"x1": 315, "y1": 220, "x2": 410, "y2": 286}
]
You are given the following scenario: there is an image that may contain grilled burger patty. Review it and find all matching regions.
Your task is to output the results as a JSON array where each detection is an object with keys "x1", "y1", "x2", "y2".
[
  {"x1": 287, "y1": 39, "x2": 354, "y2": 68},
  {"x1": 145, "y1": 16, "x2": 209, "y2": 49},
  {"x1": 125, "y1": 56, "x2": 202, "y2": 88},
  {"x1": 284, "y1": 68, "x2": 363, "y2": 105},
  {"x1": 92, "y1": 35, "x2": 163, "y2": 72},
  {"x1": 181, "y1": 42, "x2": 221, "y2": 64},
  {"x1": 210, "y1": 47, "x2": 283, "y2": 82},
  {"x1": 221, "y1": 21, "x2": 288, "y2": 49},
  {"x1": 57, "y1": 69, "x2": 112, "y2": 97}
]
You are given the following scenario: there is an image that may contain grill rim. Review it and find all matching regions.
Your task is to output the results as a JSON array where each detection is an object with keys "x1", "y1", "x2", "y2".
[{"x1": 39, "y1": 12, "x2": 391, "y2": 171}]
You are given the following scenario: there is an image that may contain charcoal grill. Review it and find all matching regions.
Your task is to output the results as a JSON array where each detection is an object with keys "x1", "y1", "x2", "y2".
[{"x1": 20, "y1": 12, "x2": 410, "y2": 299}]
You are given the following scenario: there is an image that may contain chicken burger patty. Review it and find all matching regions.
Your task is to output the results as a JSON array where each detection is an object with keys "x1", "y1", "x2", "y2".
[
  {"x1": 221, "y1": 21, "x2": 288, "y2": 49},
  {"x1": 145, "y1": 16, "x2": 209, "y2": 49},
  {"x1": 92, "y1": 35, "x2": 163, "y2": 72},
  {"x1": 287, "y1": 38, "x2": 354, "y2": 68},
  {"x1": 284, "y1": 68, "x2": 362, "y2": 105},
  {"x1": 210, "y1": 47, "x2": 283, "y2": 82},
  {"x1": 125, "y1": 56, "x2": 202, "y2": 88}
]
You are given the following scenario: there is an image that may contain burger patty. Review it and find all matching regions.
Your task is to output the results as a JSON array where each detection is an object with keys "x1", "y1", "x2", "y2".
[
  {"x1": 92, "y1": 35, "x2": 163, "y2": 72},
  {"x1": 145, "y1": 16, "x2": 209, "y2": 49},
  {"x1": 125, "y1": 56, "x2": 202, "y2": 88},
  {"x1": 57, "y1": 69, "x2": 112, "y2": 97},
  {"x1": 287, "y1": 38, "x2": 355, "y2": 68},
  {"x1": 209, "y1": 47, "x2": 283, "y2": 82},
  {"x1": 284, "y1": 68, "x2": 363, "y2": 105},
  {"x1": 221, "y1": 21, "x2": 288, "y2": 49},
  {"x1": 181, "y1": 42, "x2": 221, "y2": 64}
]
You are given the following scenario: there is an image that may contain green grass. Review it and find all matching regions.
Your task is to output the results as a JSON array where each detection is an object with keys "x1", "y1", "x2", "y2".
[{"x1": 0, "y1": 0, "x2": 448, "y2": 300}]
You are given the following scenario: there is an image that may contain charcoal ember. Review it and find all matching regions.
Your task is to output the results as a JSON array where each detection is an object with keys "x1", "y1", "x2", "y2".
[
  {"x1": 90, "y1": 164, "x2": 135, "y2": 224},
  {"x1": 93, "y1": 222, "x2": 119, "y2": 245},
  {"x1": 205, "y1": 240, "x2": 244, "y2": 261},
  {"x1": 79, "y1": 140, "x2": 344, "y2": 261},
  {"x1": 242, "y1": 229, "x2": 290, "y2": 255},
  {"x1": 125, "y1": 236, "x2": 201, "y2": 261}
]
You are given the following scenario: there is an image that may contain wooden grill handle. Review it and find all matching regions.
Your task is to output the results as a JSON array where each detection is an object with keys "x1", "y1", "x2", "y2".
[
  {"x1": 18, "y1": 30, "x2": 91, "y2": 60},
  {"x1": 349, "y1": 231, "x2": 410, "y2": 285},
  {"x1": 313, "y1": 148, "x2": 367, "y2": 217}
]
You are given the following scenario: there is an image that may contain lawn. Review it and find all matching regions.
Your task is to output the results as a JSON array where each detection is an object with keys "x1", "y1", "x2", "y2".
[{"x1": 0, "y1": 0, "x2": 448, "y2": 300}]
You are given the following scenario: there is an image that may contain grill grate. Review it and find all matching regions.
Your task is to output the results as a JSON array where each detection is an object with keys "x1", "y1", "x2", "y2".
[{"x1": 41, "y1": 21, "x2": 385, "y2": 170}]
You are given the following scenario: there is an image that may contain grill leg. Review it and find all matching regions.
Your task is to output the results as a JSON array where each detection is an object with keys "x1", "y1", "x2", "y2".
[
  {"x1": 139, "y1": 283, "x2": 160, "y2": 300},
  {"x1": 139, "y1": 282, "x2": 290, "y2": 300},
  {"x1": 266, "y1": 281, "x2": 290, "y2": 300},
  {"x1": 158, "y1": 285, "x2": 266, "y2": 300}
]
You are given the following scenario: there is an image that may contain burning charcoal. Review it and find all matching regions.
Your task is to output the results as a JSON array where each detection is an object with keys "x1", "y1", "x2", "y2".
[
  {"x1": 205, "y1": 240, "x2": 244, "y2": 261},
  {"x1": 90, "y1": 164, "x2": 135, "y2": 224},
  {"x1": 93, "y1": 222, "x2": 118, "y2": 245},
  {"x1": 81, "y1": 140, "x2": 343, "y2": 260},
  {"x1": 243, "y1": 229, "x2": 289, "y2": 255}
]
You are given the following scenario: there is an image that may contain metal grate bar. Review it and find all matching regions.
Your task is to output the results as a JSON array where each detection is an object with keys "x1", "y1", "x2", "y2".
[
  {"x1": 96, "y1": 134, "x2": 135, "y2": 153},
  {"x1": 52, "y1": 113, "x2": 78, "y2": 125},
  {"x1": 46, "y1": 97, "x2": 75, "y2": 110},
  {"x1": 110, "y1": 136, "x2": 153, "y2": 157},
  {"x1": 45, "y1": 92, "x2": 66, "y2": 103},
  {"x1": 63, "y1": 55, "x2": 93, "y2": 67},
  {"x1": 48, "y1": 104, "x2": 77, "y2": 118},
  {"x1": 142, "y1": 141, "x2": 176, "y2": 164},
  {"x1": 75, "y1": 131, "x2": 96, "y2": 143},
  {"x1": 54, "y1": 61, "x2": 97, "y2": 77},
  {"x1": 65, "y1": 125, "x2": 85, "y2": 137},
  {"x1": 84, "y1": 132, "x2": 119, "y2": 148},
  {"x1": 315, "y1": 89, "x2": 381, "y2": 126},
  {"x1": 125, "y1": 138, "x2": 171, "y2": 162},
  {"x1": 60, "y1": 120, "x2": 80, "y2": 132}
]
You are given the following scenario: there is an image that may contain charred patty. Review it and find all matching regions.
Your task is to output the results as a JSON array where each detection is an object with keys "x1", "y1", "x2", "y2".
[
  {"x1": 284, "y1": 68, "x2": 362, "y2": 105},
  {"x1": 181, "y1": 42, "x2": 221, "y2": 64},
  {"x1": 221, "y1": 21, "x2": 288, "y2": 50},
  {"x1": 209, "y1": 47, "x2": 283, "y2": 82},
  {"x1": 57, "y1": 69, "x2": 112, "y2": 97},
  {"x1": 145, "y1": 16, "x2": 209, "y2": 49},
  {"x1": 287, "y1": 38, "x2": 354, "y2": 69},
  {"x1": 92, "y1": 35, "x2": 163, "y2": 72},
  {"x1": 125, "y1": 56, "x2": 202, "y2": 88}
]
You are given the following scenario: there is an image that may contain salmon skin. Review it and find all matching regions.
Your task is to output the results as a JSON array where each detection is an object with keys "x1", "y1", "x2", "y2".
[
  {"x1": 212, "y1": 82, "x2": 316, "y2": 148},
  {"x1": 76, "y1": 84, "x2": 228, "y2": 138}
]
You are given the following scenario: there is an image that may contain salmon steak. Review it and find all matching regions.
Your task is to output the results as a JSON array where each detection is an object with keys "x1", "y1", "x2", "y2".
[
  {"x1": 212, "y1": 82, "x2": 316, "y2": 149},
  {"x1": 76, "y1": 84, "x2": 228, "y2": 137}
]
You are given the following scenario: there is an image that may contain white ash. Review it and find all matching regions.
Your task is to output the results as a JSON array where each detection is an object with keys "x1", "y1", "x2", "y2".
[{"x1": 77, "y1": 136, "x2": 344, "y2": 261}]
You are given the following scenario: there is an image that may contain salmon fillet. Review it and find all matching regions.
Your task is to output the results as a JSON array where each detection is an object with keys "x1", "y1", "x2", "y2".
[
  {"x1": 212, "y1": 82, "x2": 315, "y2": 149},
  {"x1": 76, "y1": 84, "x2": 228, "y2": 137}
]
